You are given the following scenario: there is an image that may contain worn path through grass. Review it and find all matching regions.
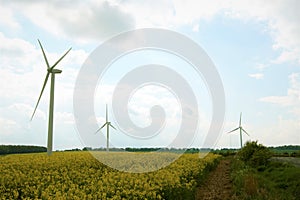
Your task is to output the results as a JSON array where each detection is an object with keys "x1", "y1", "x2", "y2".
[{"x1": 195, "y1": 158, "x2": 233, "y2": 200}]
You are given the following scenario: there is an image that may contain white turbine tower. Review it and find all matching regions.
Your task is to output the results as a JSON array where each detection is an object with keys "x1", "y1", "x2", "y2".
[
  {"x1": 31, "y1": 39, "x2": 71, "y2": 155},
  {"x1": 95, "y1": 104, "x2": 117, "y2": 152},
  {"x1": 228, "y1": 112, "x2": 250, "y2": 148}
]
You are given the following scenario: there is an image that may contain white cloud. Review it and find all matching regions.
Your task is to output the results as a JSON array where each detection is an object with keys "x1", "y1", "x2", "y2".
[
  {"x1": 192, "y1": 24, "x2": 199, "y2": 32},
  {"x1": 93, "y1": 84, "x2": 212, "y2": 148},
  {"x1": 0, "y1": 103, "x2": 43, "y2": 144},
  {"x1": 0, "y1": 117, "x2": 17, "y2": 136},
  {"x1": 258, "y1": 116, "x2": 300, "y2": 146},
  {"x1": 8, "y1": 103, "x2": 46, "y2": 120},
  {"x1": 0, "y1": 4, "x2": 20, "y2": 29},
  {"x1": 260, "y1": 96, "x2": 289, "y2": 106},
  {"x1": 0, "y1": 32, "x2": 39, "y2": 73},
  {"x1": 225, "y1": 0, "x2": 300, "y2": 64},
  {"x1": 259, "y1": 73, "x2": 300, "y2": 145},
  {"x1": 248, "y1": 73, "x2": 264, "y2": 80},
  {"x1": 272, "y1": 50, "x2": 300, "y2": 64},
  {"x1": 1, "y1": 1, "x2": 135, "y2": 43},
  {"x1": 260, "y1": 73, "x2": 300, "y2": 109},
  {"x1": 123, "y1": 0, "x2": 300, "y2": 64},
  {"x1": 172, "y1": 0, "x2": 226, "y2": 24},
  {"x1": 128, "y1": 85, "x2": 181, "y2": 128},
  {"x1": 121, "y1": 0, "x2": 225, "y2": 29},
  {"x1": 0, "y1": 32, "x2": 87, "y2": 107},
  {"x1": 255, "y1": 63, "x2": 268, "y2": 71},
  {"x1": 95, "y1": 84, "x2": 181, "y2": 145},
  {"x1": 2, "y1": 0, "x2": 299, "y2": 63},
  {"x1": 55, "y1": 112, "x2": 75, "y2": 125},
  {"x1": 0, "y1": 102, "x2": 81, "y2": 148}
]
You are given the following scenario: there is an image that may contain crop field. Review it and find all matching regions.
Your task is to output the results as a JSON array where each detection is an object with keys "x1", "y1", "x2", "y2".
[
  {"x1": 270, "y1": 157, "x2": 300, "y2": 167},
  {"x1": 0, "y1": 152, "x2": 220, "y2": 199}
]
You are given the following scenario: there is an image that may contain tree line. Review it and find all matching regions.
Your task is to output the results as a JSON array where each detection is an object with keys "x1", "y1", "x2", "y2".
[{"x1": 0, "y1": 145, "x2": 46, "y2": 155}]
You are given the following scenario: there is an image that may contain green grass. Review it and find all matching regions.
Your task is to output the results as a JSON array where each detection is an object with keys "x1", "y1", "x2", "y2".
[
  {"x1": 262, "y1": 162, "x2": 300, "y2": 198},
  {"x1": 231, "y1": 158, "x2": 300, "y2": 199}
]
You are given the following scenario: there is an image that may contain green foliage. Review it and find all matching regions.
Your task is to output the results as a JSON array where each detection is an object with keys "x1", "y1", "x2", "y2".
[
  {"x1": 269, "y1": 145, "x2": 300, "y2": 157},
  {"x1": 269, "y1": 145, "x2": 300, "y2": 151},
  {"x1": 0, "y1": 145, "x2": 46, "y2": 155},
  {"x1": 263, "y1": 162, "x2": 300, "y2": 199},
  {"x1": 237, "y1": 141, "x2": 272, "y2": 168},
  {"x1": 231, "y1": 142, "x2": 300, "y2": 199},
  {"x1": 296, "y1": 150, "x2": 300, "y2": 157},
  {"x1": 212, "y1": 148, "x2": 237, "y2": 157},
  {"x1": 231, "y1": 159, "x2": 254, "y2": 196}
]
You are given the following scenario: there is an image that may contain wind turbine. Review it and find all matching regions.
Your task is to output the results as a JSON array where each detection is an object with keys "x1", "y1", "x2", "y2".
[
  {"x1": 228, "y1": 112, "x2": 250, "y2": 148},
  {"x1": 95, "y1": 104, "x2": 117, "y2": 152},
  {"x1": 31, "y1": 39, "x2": 71, "y2": 155}
]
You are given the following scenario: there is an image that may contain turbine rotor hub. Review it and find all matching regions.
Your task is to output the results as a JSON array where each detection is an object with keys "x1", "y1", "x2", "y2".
[{"x1": 49, "y1": 68, "x2": 62, "y2": 74}]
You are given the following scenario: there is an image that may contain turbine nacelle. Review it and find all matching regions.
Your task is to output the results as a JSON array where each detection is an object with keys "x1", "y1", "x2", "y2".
[{"x1": 48, "y1": 68, "x2": 62, "y2": 74}]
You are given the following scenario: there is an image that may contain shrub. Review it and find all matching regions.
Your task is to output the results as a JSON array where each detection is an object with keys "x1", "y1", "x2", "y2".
[{"x1": 237, "y1": 141, "x2": 272, "y2": 168}]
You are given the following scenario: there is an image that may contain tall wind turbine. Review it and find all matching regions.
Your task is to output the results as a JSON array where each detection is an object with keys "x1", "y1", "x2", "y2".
[
  {"x1": 95, "y1": 104, "x2": 116, "y2": 152},
  {"x1": 31, "y1": 39, "x2": 71, "y2": 155},
  {"x1": 228, "y1": 112, "x2": 250, "y2": 148}
]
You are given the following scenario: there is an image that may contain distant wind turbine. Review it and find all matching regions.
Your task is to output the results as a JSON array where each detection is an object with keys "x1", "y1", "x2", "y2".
[
  {"x1": 31, "y1": 39, "x2": 71, "y2": 155},
  {"x1": 228, "y1": 112, "x2": 250, "y2": 148},
  {"x1": 95, "y1": 104, "x2": 117, "y2": 152}
]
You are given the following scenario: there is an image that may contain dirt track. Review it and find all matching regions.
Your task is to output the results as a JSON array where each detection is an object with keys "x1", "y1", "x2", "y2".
[{"x1": 195, "y1": 159, "x2": 233, "y2": 200}]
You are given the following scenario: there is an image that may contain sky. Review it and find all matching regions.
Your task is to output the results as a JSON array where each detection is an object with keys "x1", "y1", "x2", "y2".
[{"x1": 0, "y1": 0, "x2": 299, "y2": 150}]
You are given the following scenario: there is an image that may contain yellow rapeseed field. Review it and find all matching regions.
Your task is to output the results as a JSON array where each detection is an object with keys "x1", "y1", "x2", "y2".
[{"x1": 0, "y1": 152, "x2": 220, "y2": 199}]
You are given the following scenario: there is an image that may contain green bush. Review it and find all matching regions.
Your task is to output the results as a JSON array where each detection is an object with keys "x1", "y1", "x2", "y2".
[
  {"x1": 231, "y1": 142, "x2": 300, "y2": 199},
  {"x1": 237, "y1": 141, "x2": 272, "y2": 168}
]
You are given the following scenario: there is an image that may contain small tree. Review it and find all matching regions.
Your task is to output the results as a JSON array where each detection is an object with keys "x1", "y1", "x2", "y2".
[{"x1": 237, "y1": 141, "x2": 272, "y2": 168}]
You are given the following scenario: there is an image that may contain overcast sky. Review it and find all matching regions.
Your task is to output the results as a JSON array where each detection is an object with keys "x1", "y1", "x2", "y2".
[{"x1": 0, "y1": 0, "x2": 299, "y2": 150}]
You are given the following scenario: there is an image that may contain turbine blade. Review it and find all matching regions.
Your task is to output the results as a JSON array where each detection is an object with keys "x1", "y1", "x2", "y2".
[
  {"x1": 242, "y1": 128, "x2": 250, "y2": 136},
  {"x1": 38, "y1": 39, "x2": 50, "y2": 69},
  {"x1": 110, "y1": 124, "x2": 117, "y2": 130},
  {"x1": 50, "y1": 47, "x2": 72, "y2": 69},
  {"x1": 95, "y1": 123, "x2": 107, "y2": 134},
  {"x1": 31, "y1": 72, "x2": 50, "y2": 120},
  {"x1": 239, "y1": 112, "x2": 242, "y2": 127},
  {"x1": 228, "y1": 127, "x2": 239, "y2": 134},
  {"x1": 106, "y1": 104, "x2": 108, "y2": 122},
  {"x1": 94, "y1": 129, "x2": 101, "y2": 134}
]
